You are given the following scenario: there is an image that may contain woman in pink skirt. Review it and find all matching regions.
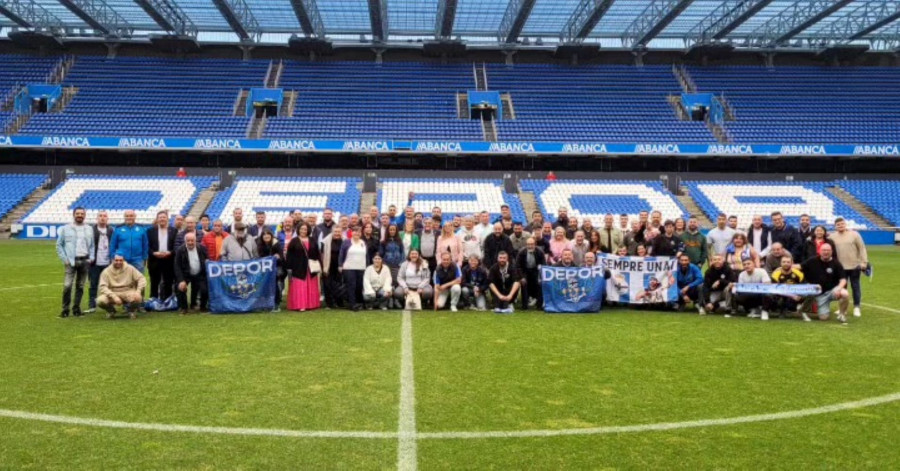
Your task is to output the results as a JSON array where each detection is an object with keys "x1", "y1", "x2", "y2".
[{"x1": 285, "y1": 223, "x2": 321, "y2": 312}]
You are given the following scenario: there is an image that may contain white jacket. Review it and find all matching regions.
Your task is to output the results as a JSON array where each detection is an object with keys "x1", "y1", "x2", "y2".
[{"x1": 363, "y1": 265, "x2": 393, "y2": 296}]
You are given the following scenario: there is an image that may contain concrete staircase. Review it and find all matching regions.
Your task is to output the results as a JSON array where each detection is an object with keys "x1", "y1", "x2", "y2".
[
  {"x1": 707, "y1": 120, "x2": 731, "y2": 143},
  {"x1": 187, "y1": 183, "x2": 219, "y2": 220},
  {"x1": 0, "y1": 187, "x2": 51, "y2": 239},
  {"x1": 234, "y1": 89, "x2": 249, "y2": 116},
  {"x1": 518, "y1": 188, "x2": 539, "y2": 221},
  {"x1": 457, "y1": 93, "x2": 468, "y2": 119},
  {"x1": 51, "y1": 86, "x2": 78, "y2": 113},
  {"x1": 677, "y1": 186, "x2": 713, "y2": 229},
  {"x1": 280, "y1": 91, "x2": 298, "y2": 117},
  {"x1": 500, "y1": 93, "x2": 515, "y2": 120},
  {"x1": 246, "y1": 115, "x2": 267, "y2": 139},
  {"x1": 672, "y1": 63, "x2": 696, "y2": 93},
  {"x1": 827, "y1": 186, "x2": 893, "y2": 229},
  {"x1": 360, "y1": 191, "x2": 377, "y2": 215},
  {"x1": 482, "y1": 119, "x2": 497, "y2": 142},
  {"x1": 667, "y1": 94, "x2": 689, "y2": 121}
]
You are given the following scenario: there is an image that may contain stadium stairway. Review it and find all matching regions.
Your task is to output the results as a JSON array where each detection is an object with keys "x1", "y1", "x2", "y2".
[
  {"x1": 0, "y1": 187, "x2": 51, "y2": 239},
  {"x1": 518, "y1": 187, "x2": 539, "y2": 221},
  {"x1": 187, "y1": 182, "x2": 219, "y2": 220},
  {"x1": 826, "y1": 186, "x2": 892, "y2": 229},
  {"x1": 677, "y1": 186, "x2": 713, "y2": 228},
  {"x1": 360, "y1": 190, "x2": 376, "y2": 215}
]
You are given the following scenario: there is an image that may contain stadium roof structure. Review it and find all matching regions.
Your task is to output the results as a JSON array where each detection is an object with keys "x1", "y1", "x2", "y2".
[{"x1": 0, "y1": 0, "x2": 899, "y2": 52}]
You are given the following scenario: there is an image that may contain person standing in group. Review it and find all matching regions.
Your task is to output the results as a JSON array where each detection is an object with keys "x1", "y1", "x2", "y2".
[
  {"x1": 418, "y1": 217, "x2": 439, "y2": 272},
  {"x1": 509, "y1": 222, "x2": 531, "y2": 255},
  {"x1": 650, "y1": 220, "x2": 683, "y2": 257},
  {"x1": 285, "y1": 223, "x2": 321, "y2": 312},
  {"x1": 380, "y1": 225, "x2": 406, "y2": 298},
  {"x1": 173, "y1": 232, "x2": 208, "y2": 314},
  {"x1": 433, "y1": 252, "x2": 462, "y2": 312},
  {"x1": 483, "y1": 223, "x2": 514, "y2": 270},
  {"x1": 680, "y1": 216, "x2": 707, "y2": 267},
  {"x1": 339, "y1": 226, "x2": 369, "y2": 311},
  {"x1": 109, "y1": 209, "x2": 148, "y2": 273},
  {"x1": 829, "y1": 217, "x2": 868, "y2": 318},
  {"x1": 802, "y1": 225, "x2": 836, "y2": 262},
  {"x1": 201, "y1": 220, "x2": 229, "y2": 263},
  {"x1": 220, "y1": 222, "x2": 257, "y2": 261},
  {"x1": 96, "y1": 253, "x2": 146, "y2": 320},
  {"x1": 706, "y1": 213, "x2": 736, "y2": 261},
  {"x1": 461, "y1": 255, "x2": 490, "y2": 311},
  {"x1": 394, "y1": 249, "x2": 432, "y2": 309},
  {"x1": 569, "y1": 230, "x2": 591, "y2": 266},
  {"x1": 457, "y1": 216, "x2": 483, "y2": 265},
  {"x1": 598, "y1": 213, "x2": 623, "y2": 254},
  {"x1": 57, "y1": 207, "x2": 94, "y2": 318},
  {"x1": 746, "y1": 215, "x2": 772, "y2": 258},
  {"x1": 320, "y1": 226, "x2": 345, "y2": 309},
  {"x1": 174, "y1": 216, "x2": 202, "y2": 253},
  {"x1": 516, "y1": 237, "x2": 546, "y2": 310},
  {"x1": 770, "y1": 211, "x2": 803, "y2": 262},
  {"x1": 87, "y1": 210, "x2": 112, "y2": 314},
  {"x1": 223, "y1": 207, "x2": 244, "y2": 234},
  {"x1": 400, "y1": 220, "x2": 421, "y2": 259},
  {"x1": 547, "y1": 226, "x2": 571, "y2": 264},
  {"x1": 436, "y1": 221, "x2": 463, "y2": 266},
  {"x1": 725, "y1": 233, "x2": 759, "y2": 272},
  {"x1": 248, "y1": 211, "x2": 268, "y2": 238},
  {"x1": 363, "y1": 254, "x2": 393, "y2": 310},
  {"x1": 255, "y1": 229, "x2": 284, "y2": 312},
  {"x1": 147, "y1": 210, "x2": 176, "y2": 299}
]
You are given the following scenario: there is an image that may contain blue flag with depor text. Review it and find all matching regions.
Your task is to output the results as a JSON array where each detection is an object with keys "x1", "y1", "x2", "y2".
[
  {"x1": 541, "y1": 266, "x2": 607, "y2": 313},
  {"x1": 206, "y1": 256, "x2": 277, "y2": 313}
]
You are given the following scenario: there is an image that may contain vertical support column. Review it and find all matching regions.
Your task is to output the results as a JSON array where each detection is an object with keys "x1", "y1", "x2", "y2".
[
  {"x1": 372, "y1": 47, "x2": 385, "y2": 64},
  {"x1": 632, "y1": 49, "x2": 646, "y2": 67},
  {"x1": 239, "y1": 45, "x2": 254, "y2": 61},
  {"x1": 502, "y1": 50, "x2": 516, "y2": 66},
  {"x1": 105, "y1": 43, "x2": 120, "y2": 59}
]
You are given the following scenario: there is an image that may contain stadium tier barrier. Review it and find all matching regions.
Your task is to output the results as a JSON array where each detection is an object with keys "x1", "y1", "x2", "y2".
[{"x1": 377, "y1": 179, "x2": 526, "y2": 224}]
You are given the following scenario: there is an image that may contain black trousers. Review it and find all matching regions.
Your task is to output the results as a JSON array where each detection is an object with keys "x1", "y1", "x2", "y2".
[
  {"x1": 176, "y1": 275, "x2": 208, "y2": 310},
  {"x1": 322, "y1": 272, "x2": 345, "y2": 308},
  {"x1": 343, "y1": 270, "x2": 364, "y2": 308},
  {"x1": 148, "y1": 258, "x2": 175, "y2": 299},
  {"x1": 735, "y1": 293, "x2": 772, "y2": 311},
  {"x1": 676, "y1": 286, "x2": 700, "y2": 306},
  {"x1": 521, "y1": 269, "x2": 543, "y2": 309}
]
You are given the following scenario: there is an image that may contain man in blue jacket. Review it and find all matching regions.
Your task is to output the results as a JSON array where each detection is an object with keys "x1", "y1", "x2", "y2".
[
  {"x1": 56, "y1": 207, "x2": 94, "y2": 318},
  {"x1": 675, "y1": 254, "x2": 703, "y2": 312},
  {"x1": 109, "y1": 209, "x2": 149, "y2": 274}
]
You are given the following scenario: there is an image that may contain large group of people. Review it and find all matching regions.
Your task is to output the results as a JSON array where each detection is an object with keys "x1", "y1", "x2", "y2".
[{"x1": 56, "y1": 192, "x2": 869, "y2": 323}]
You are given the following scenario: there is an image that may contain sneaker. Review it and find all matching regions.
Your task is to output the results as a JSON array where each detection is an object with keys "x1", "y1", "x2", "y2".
[
  {"x1": 748, "y1": 309, "x2": 761, "y2": 319},
  {"x1": 73, "y1": 309, "x2": 82, "y2": 317},
  {"x1": 84, "y1": 308, "x2": 96, "y2": 314},
  {"x1": 528, "y1": 298, "x2": 537, "y2": 308},
  {"x1": 853, "y1": 307, "x2": 861, "y2": 318},
  {"x1": 837, "y1": 313, "x2": 848, "y2": 324},
  {"x1": 271, "y1": 307, "x2": 281, "y2": 313},
  {"x1": 723, "y1": 314, "x2": 732, "y2": 318},
  {"x1": 698, "y1": 307, "x2": 706, "y2": 316},
  {"x1": 129, "y1": 312, "x2": 137, "y2": 320},
  {"x1": 58, "y1": 311, "x2": 69, "y2": 319},
  {"x1": 493, "y1": 307, "x2": 503, "y2": 313},
  {"x1": 503, "y1": 306, "x2": 515, "y2": 314},
  {"x1": 381, "y1": 306, "x2": 388, "y2": 311},
  {"x1": 761, "y1": 310, "x2": 769, "y2": 321},
  {"x1": 450, "y1": 305, "x2": 458, "y2": 312},
  {"x1": 801, "y1": 312, "x2": 812, "y2": 322}
]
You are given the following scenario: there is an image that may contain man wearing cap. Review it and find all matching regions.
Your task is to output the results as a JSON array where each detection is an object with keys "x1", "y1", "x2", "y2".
[
  {"x1": 220, "y1": 222, "x2": 257, "y2": 261},
  {"x1": 96, "y1": 252, "x2": 146, "y2": 319},
  {"x1": 650, "y1": 220, "x2": 683, "y2": 257}
]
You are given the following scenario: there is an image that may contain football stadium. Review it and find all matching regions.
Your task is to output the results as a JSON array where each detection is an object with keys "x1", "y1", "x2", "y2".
[{"x1": 1, "y1": 0, "x2": 899, "y2": 469}]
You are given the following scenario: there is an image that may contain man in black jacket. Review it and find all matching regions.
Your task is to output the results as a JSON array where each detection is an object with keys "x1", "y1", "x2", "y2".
[
  {"x1": 483, "y1": 223, "x2": 514, "y2": 269},
  {"x1": 87, "y1": 210, "x2": 113, "y2": 313},
  {"x1": 147, "y1": 210, "x2": 177, "y2": 299},
  {"x1": 770, "y1": 211, "x2": 803, "y2": 262},
  {"x1": 489, "y1": 251, "x2": 521, "y2": 313},
  {"x1": 701, "y1": 254, "x2": 735, "y2": 315},
  {"x1": 651, "y1": 220, "x2": 683, "y2": 257},
  {"x1": 174, "y1": 232, "x2": 208, "y2": 313},
  {"x1": 515, "y1": 237, "x2": 546, "y2": 310}
]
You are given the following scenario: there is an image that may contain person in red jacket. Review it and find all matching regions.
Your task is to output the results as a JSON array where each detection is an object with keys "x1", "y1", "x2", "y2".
[
  {"x1": 201, "y1": 220, "x2": 230, "y2": 262},
  {"x1": 176, "y1": 167, "x2": 187, "y2": 178}
]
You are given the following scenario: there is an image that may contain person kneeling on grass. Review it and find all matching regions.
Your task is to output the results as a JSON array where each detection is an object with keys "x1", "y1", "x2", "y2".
[
  {"x1": 800, "y1": 243, "x2": 850, "y2": 324},
  {"x1": 770, "y1": 255, "x2": 804, "y2": 319},
  {"x1": 96, "y1": 253, "x2": 147, "y2": 319},
  {"x1": 433, "y1": 252, "x2": 462, "y2": 312},
  {"x1": 461, "y1": 255, "x2": 489, "y2": 311},
  {"x1": 363, "y1": 254, "x2": 392, "y2": 310},
  {"x1": 174, "y1": 232, "x2": 208, "y2": 314},
  {"x1": 489, "y1": 251, "x2": 521, "y2": 314},
  {"x1": 394, "y1": 250, "x2": 432, "y2": 310},
  {"x1": 733, "y1": 257, "x2": 772, "y2": 320},
  {"x1": 675, "y1": 254, "x2": 703, "y2": 312},
  {"x1": 702, "y1": 254, "x2": 735, "y2": 315}
]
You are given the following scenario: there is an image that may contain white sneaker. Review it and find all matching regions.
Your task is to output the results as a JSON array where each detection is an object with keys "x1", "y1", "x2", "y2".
[
  {"x1": 723, "y1": 314, "x2": 732, "y2": 318},
  {"x1": 450, "y1": 305, "x2": 458, "y2": 312},
  {"x1": 84, "y1": 308, "x2": 96, "y2": 314},
  {"x1": 748, "y1": 309, "x2": 761, "y2": 319},
  {"x1": 853, "y1": 307, "x2": 861, "y2": 318},
  {"x1": 837, "y1": 313, "x2": 848, "y2": 324},
  {"x1": 698, "y1": 307, "x2": 706, "y2": 316},
  {"x1": 528, "y1": 298, "x2": 537, "y2": 308},
  {"x1": 493, "y1": 308, "x2": 502, "y2": 313},
  {"x1": 801, "y1": 312, "x2": 812, "y2": 322},
  {"x1": 761, "y1": 310, "x2": 769, "y2": 321}
]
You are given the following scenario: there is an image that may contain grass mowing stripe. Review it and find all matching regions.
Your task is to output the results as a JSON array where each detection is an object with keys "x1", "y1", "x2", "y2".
[
  {"x1": 398, "y1": 310, "x2": 418, "y2": 471},
  {"x1": 0, "y1": 282, "x2": 63, "y2": 291}
]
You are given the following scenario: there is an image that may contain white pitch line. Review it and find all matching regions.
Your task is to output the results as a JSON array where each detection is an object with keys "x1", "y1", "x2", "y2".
[
  {"x1": 397, "y1": 310, "x2": 418, "y2": 471},
  {"x1": 0, "y1": 408, "x2": 396, "y2": 439},
  {"x1": 417, "y1": 392, "x2": 900, "y2": 439},
  {"x1": 0, "y1": 392, "x2": 897, "y2": 442},
  {"x1": 0, "y1": 282, "x2": 63, "y2": 292},
  {"x1": 862, "y1": 302, "x2": 900, "y2": 315}
]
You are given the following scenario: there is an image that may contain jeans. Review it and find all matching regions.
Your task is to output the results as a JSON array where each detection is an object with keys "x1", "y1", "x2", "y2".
[
  {"x1": 363, "y1": 289, "x2": 390, "y2": 309},
  {"x1": 461, "y1": 286, "x2": 486, "y2": 310},
  {"x1": 343, "y1": 270, "x2": 364, "y2": 308},
  {"x1": 847, "y1": 268, "x2": 862, "y2": 307},
  {"x1": 62, "y1": 259, "x2": 89, "y2": 315},
  {"x1": 88, "y1": 263, "x2": 108, "y2": 309},
  {"x1": 128, "y1": 259, "x2": 145, "y2": 275}
]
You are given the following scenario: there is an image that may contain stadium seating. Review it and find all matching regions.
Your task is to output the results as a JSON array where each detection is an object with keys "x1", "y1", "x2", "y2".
[
  {"x1": 22, "y1": 175, "x2": 216, "y2": 225},
  {"x1": 487, "y1": 64, "x2": 715, "y2": 143},
  {"x1": 520, "y1": 180, "x2": 686, "y2": 227},
  {"x1": 265, "y1": 62, "x2": 483, "y2": 141},
  {"x1": 834, "y1": 180, "x2": 900, "y2": 227},
  {"x1": 0, "y1": 55, "x2": 59, "y2": 101},
  {"x1": 0, "y1": 174, "x2": 47, "y2": 220},
  {"x1": 688, "y1": 66, "x2": 900, "y2": 144},
  {"x1": 205, "y1": 176, "x2": 361, "y2": 226},
  {"x1": 378, "y1": 179, "x2": 526, "y2": 223},
  {"x1": 684, "y1": 181, "x2": 872, "y2": 230},
  {"x1": 19, "y1": 56, "x2": 268, "y2": 137}
]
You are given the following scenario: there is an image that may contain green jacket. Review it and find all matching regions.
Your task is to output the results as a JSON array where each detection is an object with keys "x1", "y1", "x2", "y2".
[{"x1": 681, "y1": 230, "x2": 707, "y2": 266}]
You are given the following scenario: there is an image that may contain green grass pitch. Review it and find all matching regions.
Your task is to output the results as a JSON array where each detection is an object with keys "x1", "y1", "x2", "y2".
[{"x1": 1, "y1": 240, "x2": 898, "y2": 470}]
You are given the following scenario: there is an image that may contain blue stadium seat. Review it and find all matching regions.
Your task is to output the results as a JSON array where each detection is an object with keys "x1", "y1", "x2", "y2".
[{"x1": 0, "y1": 174, "x2": 47, "y2": 220}]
